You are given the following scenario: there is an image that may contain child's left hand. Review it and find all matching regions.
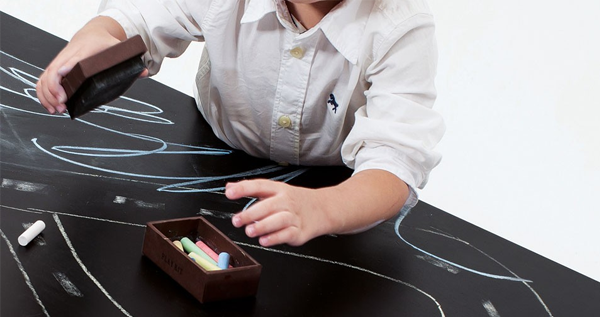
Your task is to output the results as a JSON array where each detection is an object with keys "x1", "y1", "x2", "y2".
[{"x1": 226, "y1": 180, "x2": 330, "y2": 247}]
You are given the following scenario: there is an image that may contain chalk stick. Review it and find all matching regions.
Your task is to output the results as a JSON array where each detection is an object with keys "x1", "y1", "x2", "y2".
[
  {"x1": 195, "y1": 240, "x2": 219, "y2": 261},
  {"x1": 18, "y1": 220, "x2": 45, "y2": 246},
  {"x1": 61, "y1": 35, "x2": 147, "y2": 119},
  {"x1": 189, "y1": 252, "x2": 221, "y2": 271},
  {"x1": 172, "y1": 240, "x2": 184, "y2": 252},
  {"x1": 180, "y1": 237, "x2": 218, "y2": 265},
  {"x1": 217, "y1": 252, "x2": 230, "y2": 270},
  {"x1": 196, "y1": 240, "x2": 233, "y2": 268}
]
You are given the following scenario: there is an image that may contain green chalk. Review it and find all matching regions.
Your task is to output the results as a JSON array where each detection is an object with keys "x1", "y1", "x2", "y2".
[{"x1": 180, "y1": 237, "x2": 218, "y2": 265}]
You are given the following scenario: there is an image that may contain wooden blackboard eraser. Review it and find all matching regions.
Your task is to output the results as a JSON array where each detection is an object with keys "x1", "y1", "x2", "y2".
[{"x1": 61, "y1": 35, "x2": 147, "y2": 120}]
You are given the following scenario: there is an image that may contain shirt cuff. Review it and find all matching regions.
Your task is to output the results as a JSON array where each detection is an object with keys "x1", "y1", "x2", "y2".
[
  {"x1": 97, "y1": 8, "x2": 138, "y2": 39},
  {"x1": 97, "y1": 7, "x2": 158, "y2": 75},
  {"x1": 350, "y1": 145, "x2": 421, "y2": 220},
  {"x1": 350, "y1": 144, "x2": 427, "y2": 190}
]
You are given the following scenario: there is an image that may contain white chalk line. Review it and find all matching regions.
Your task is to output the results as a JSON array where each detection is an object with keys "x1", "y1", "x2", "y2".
[
  {"x1": 28, "y1": 207, "x2": 146, "y2": 228},
  {"x1": 0, "y1": 162, "x2": 175, "y2": 189},
  {"x1": 394, "y1": 214, "x2": 531, "y2": 282},
  {"x1": 416, "y1": 255, "x2": 460, "y2": 274},
  {"x1": 482, "y1": 299, "x2": 501, "y2": 317},
  {"x1": 52, "y1": 272, "x2": 84, "y2": 297},
  {"x1": 31, "y1": 137, "x2": 238, "y2": 181},
  {"x1": 0, "y1": 229, "x2": 51, "y2": 317},
  {"x1": 1, "y1": 204, "x2": 42, "y2": 214},
  {"x1": 30, "y1": 139, "x2": 298, "y2": 193},
  {"x1": 0, "y1": 161, "x2": 220, "y2": 194},
  {"x1": 396, "y1": 216, "x2": 554, "y2": 316},
  {"x1": 112, "y1": 195, "x2": 165, "y2": 210},
  {"x1": 197, "y1": 208, "x2": 235, "y2": 220},
  {"x1": 1, "y1": 178, "x2": 47, "y2": 192},
  {"x1": 235, "y1": 241, "x2": 445, "y2": 317},
  {"x1": 53, "y1": 214, "x2": 133, "y2": 317},
  {"x1": 0, "y1": 107, "x2": 37, "y2": 157},
  {"x1": 1, "y1": 50, "x2": 44, "y2": 71},
  {"x1": 419, "y1": 227, "x2": 554, "y2": 316},
  {"x1": 114, "y1": 196, "x2": 127, "y2": 204},
  {"x1": 134, "y1": 200, "x2": 165, "y2": 209}
]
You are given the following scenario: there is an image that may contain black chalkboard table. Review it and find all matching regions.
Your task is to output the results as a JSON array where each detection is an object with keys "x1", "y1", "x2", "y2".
[{"x1": 1, "y1": 12, "x2": 599, "y2": 317}]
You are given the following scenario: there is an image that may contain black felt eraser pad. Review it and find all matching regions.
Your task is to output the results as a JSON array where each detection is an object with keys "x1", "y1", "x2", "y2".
[{"x1": 61, "y1": 35, "x2": 147, "y2": 119}]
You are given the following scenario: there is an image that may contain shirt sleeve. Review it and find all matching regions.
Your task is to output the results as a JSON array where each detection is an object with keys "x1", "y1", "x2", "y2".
[
  {"x1": 341, "y1": 13, "x2": 445, "y2": 191},
  {"x1": 98, "y1": 0, "x2": 207, "y2": 75}
]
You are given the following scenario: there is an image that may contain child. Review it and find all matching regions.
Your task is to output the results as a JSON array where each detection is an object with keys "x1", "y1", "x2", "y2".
[{"x1": 36, "y1": 0, "x2": 445, "y2": 247}]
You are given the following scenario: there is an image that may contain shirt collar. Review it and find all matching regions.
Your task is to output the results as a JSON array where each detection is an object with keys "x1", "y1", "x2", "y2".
[
  {"x1": 241, "y1": 0, "x2": 370, "y2": 65},
  {"x1": 316, "y1": 0, "x2": 370, "y2": 65},
  {"x1": 240, "y1": 0, "x2": 276, "y2": 24},
  {"x1": 241, "y1": 0, "x2": 299, "y2": 31}
]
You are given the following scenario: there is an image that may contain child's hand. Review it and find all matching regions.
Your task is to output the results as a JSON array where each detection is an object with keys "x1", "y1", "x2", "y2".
[
  {"x1": 36, "y1": 16, "x2": 145, "y2": 114},
  {"x1": 226, "y1": 170, "x2": 409, "y2": 247},
  {"x1": 226, "y1": 180, "x2": 330, "y2": 247}
]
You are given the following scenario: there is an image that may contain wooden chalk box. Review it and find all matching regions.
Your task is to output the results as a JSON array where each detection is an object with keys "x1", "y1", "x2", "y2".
[{"x1": 142, "y1": 216, "x2": 262, "y2": 303}]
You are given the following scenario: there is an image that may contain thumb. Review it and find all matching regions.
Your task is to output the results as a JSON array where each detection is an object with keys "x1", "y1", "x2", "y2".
[{"x1": 57, "y1": 65, "x2": 73, "y2": 77}]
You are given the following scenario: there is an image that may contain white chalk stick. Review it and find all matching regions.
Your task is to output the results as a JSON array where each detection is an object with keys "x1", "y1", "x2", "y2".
[{"x1": 18, "y1": 220, "x2": 46, "y2": 246}]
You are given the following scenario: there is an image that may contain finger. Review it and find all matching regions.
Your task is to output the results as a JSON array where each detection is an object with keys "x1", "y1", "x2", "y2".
[
  {"x1": 36, "y1": 77, "x2": 56, "y2": 114},
  {"x1": 37, "y1": 57, "x2": 75, "y2": 113},
  {"x1": 258, "y1": 226, "x2": 303, "y2": 247},
  {"x1": 50, "y1": 53, "x2": 92, "y2": 112},
  {"x1": 232, "y1": 197, "x2": 284, "y2": 228},
  {"x1": 39, "y1": 75, "x2": 66, "y2": 113},
  {"x1": 46, "y1": 51, "x2": 77, "y2": 90},
  {"x1": 225, "y1": 179, "x2": 280, "y2": 200},
  {"x1": 139, "y1": 68, "x2": 149, "y2": 78},
  {"x1": 37, "y1": 75, "x2": 62, "y2": 113},
  {"x1": 48, "y1": 74, "x2": 68, "y2": 112},
  {"x1": 57, "y1": 65, "x2": 73, "y2": 77},
  {"x1": 245, "y1": 211, "x2": 295, "y2": 238}
]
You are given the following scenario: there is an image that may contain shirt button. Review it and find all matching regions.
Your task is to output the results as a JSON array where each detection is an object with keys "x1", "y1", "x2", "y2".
[
  {"x1": 278, "y1": 115, "x2": 292, "y2": 128},
  {"x1": 290, "y1": 47, "x2": 304, "y2": 59}
]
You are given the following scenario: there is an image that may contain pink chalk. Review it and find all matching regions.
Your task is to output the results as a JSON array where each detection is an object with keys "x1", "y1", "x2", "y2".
[
  {"x1": 196, "y1": 240, "x2": 233, "y2": 268},
  {"x1": 195, "y1": 240, "x2": 219, "y2": 261}
]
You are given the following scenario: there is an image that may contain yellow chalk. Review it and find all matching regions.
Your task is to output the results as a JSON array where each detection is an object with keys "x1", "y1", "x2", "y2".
[
  {"x1": 189, "y1": 252, "x2": 220, "y2": 271},
  {"x1": 172, "y1": 240, "x2": 184, "y2": 252}
]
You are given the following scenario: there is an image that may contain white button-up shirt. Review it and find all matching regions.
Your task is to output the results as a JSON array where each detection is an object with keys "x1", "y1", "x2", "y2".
[{"x1": 99, "y1": 0, "x2": 445, "y2": 191}]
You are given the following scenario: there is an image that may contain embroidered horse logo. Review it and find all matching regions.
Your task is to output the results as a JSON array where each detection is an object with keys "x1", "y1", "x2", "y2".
[{"x1": 327, "y1": 94, "x2": 339, "y2": 114}]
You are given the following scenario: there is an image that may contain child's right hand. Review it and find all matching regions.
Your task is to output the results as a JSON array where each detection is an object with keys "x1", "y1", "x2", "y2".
[{"x1": 36, "y1": 16, "x2": 138, "y2": 114}]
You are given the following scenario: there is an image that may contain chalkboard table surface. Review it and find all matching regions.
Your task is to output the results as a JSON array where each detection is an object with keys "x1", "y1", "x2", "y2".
[{"x1": 1, "y1": 12, "x2": 599, "y2": 317}]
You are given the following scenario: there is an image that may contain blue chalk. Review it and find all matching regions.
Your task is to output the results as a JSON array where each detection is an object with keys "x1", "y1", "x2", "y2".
[{"x1": 217, "y1": 252, "x2": 230, "y2": 270}]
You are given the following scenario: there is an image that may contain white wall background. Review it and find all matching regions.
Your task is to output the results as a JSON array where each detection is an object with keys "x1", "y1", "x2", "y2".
[{"x1": 2, "y1": 1, "x2": 598, "y2": 282}]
